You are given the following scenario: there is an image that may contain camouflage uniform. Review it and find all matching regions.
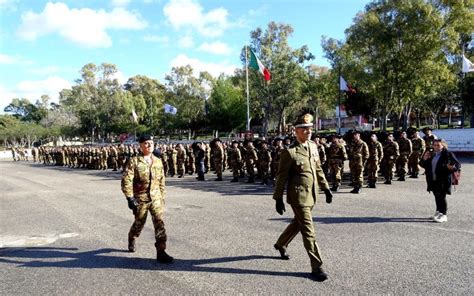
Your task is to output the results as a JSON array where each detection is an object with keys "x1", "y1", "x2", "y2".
[
  {"x1": 408, "y1": 135, "x2": 425, "y2": 178},
  {"x1": 396, "y1": 135, "x2": 412, "y2": 180},
  {"x1": 258, "y1": 144, "x2": 272, "y2": 185},
  {"x1": 271, "y1": 142, "x2": 284, "y2": 180},
  {"x1": 327, "y1": 139, "x2": 347, "y2": 191},
  {"x1": 121, "y1": 153, "x2": 168, "y2": 252},
  {"x1": 348, "y1": 137, "x2": 369, "y2": 191},
  {"x1": 176, "y1": 145, "x2": 186, "y2": 178},
  {"x1": 366, "y1": 138, "x2": 384, "y2": 187},
  {"x1": 167, "y1": 147, "x2": 177, "y2": 177},
  {"x1": 186, "y1": 145, "x2": 195, "y2": 175},
  {"x1": 213, "y1": 142, "x2": 224, "y2": 181},
  {"x1": 382, "y1": 138, "x2": 399, "y2": 184},
  {"x1": 229, "y1": 144, "x2": 242, "y2": 182},
  {"x1": 245, "y1": 143, "x2": 258, "y2": 183}
]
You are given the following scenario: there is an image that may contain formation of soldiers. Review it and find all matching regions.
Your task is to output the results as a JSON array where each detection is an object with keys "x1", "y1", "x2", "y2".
[{"x1": 13, "y1": 127, "x2": 437, "y2": 194}]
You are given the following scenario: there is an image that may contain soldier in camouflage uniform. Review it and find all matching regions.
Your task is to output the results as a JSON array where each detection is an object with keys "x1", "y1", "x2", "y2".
[
  {"x1": 121, "y1": 135, "x2": 173, "y2": 264},
  {"x1": 176, "y1": 144, "x2": 186, "y2": 178},
  {"x1": 229, "y1": 140, "x2": 242, "y2": 182},
  {"x1": 408, "y1": 131, "x2": 425, "y2": 178},
  {"x1": 347, "y1": 131, "x2": 369, "y2": 193},
  {"x1": 212, "y1": 139, "x2": 225, "y2": 181},
  {"x1": 109, "y1": 145, "x2": 119, "y2": 171},
  {"x1": 313, "y1": 136, "x2": 327, "y2": 175},
  {"x1": 422, "y1": 127, "x2": 437, "y2": 152},
  {"x1": 204, "y1": 144, "x2": 211, "y2": 173},
  {"x1": 366, "y1": 133, "x2": 384, "y2": 188},
  {"x1": 245, "y1": 141, "x2": 258, "y2": 183},
  {"x1": 186, "y1": 144, "x2": 195, "y2": 175},
  {"x1": 271, "y1": 138, "x2": 284, "y2": 181},
  {"x1": 258, "y1": 141, "x2": 272, "y2": 185},
  {"x1": 166, "y1": 145, "x2": 177, "y2": 177},
  {"x1": 327, "y1": 135, "x2": 347, "y2": 192},
  {"x1": 396, "y1": 131, "x2": 412, "y2": 181},
  {"x1": 382, "y1": 133, "x2": 399, "y2": 184}
]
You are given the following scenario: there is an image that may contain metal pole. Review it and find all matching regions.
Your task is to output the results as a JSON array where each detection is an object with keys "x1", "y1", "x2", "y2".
[
  {"x1": 245, "y1": 46, "x2": 250, "y2": 131},
  {"x1": 338, "y1": 70, "x2": 341, "y2": 134},
  {"x1": 461, "y1": 45, "x2": 465, "y2": 128}
]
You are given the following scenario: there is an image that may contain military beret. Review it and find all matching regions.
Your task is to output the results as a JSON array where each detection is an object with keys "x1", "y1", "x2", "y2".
[
  {"x1": 138, "y1": 134, "x2": 153, "y2": 143},
  {"x1": 294, "y1": 113, "x2": 313, "y2": 128}
]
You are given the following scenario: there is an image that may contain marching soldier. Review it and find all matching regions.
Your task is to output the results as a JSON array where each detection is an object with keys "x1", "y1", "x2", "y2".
[
  {"x1": 366, "y1": 133, "x2": 384, "y2": 188},
  {"x1": 396, "y1": 131, "x2": 412, "y2": 181},
  {"x1": 186, "y1": 144, "x2": 195, "y2": 175},
  {"x1": 272, "y1": 113, "x2": 333, "y2": 282},
  {"x1": 408, "y1": 131, "x2": 425, "y2": 178},
  {"x1": 382, "y1": 133, "x2": 399, "y2": 184},
  {"x1": 271, "y1": 138, "x2": 284, "y2": 181},
  {"x1": 347, "y1": 131, "x2": 369, "y2": 194},
  {"x1": 121, "y1": 135, "x2": 173, "y2": 263},
  {"x1": 327, "y1": 135, "x2": 347, "y2": 192}
]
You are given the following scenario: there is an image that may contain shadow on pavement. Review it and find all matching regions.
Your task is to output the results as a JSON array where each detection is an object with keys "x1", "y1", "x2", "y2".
[
  {"x1": 0, "y1": 247, "x2": 311, "y2": 279},
  {"x1": 269, "y1": 216, "x2": 433, "y2": 224}
]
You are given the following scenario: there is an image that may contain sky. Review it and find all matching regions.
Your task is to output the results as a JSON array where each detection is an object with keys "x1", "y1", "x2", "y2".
[{"x1": 0, "y1": 0, "x2": 369, "y2": 113}]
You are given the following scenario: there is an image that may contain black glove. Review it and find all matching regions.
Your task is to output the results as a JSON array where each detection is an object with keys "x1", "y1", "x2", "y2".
[
  {"x1": 275, "y1": 199, "x2": 286, "y2": 215},
  {"x1": 126, "y1": 197, "x2": 139, "y2": 211},
  {"x1": 324, "y1": 189, "x2": 333, "y2": 204}
]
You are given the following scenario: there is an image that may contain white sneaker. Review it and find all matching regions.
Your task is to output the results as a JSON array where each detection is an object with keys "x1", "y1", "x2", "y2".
[
  {"x1": 431, "y1": 211, "x2": 440, "y2": 220},
  {"x1": 434, "y1": 214, "x2": 448, "y2": 223}
]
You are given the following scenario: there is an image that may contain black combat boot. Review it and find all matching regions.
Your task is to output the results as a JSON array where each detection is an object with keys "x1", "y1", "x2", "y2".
[
  {"x1": 331, "y1": 185, "x2": 339, "y2": 192},
  {"x1": 128, "y1": 238, "x2": 136, "y2": 253},
  {"x1": 246, "y1": 177, "x2": 255, "y2": 183},
  {"x1": 230, "y1": 177, "x2": 238, "y2": 182},
  {"x1": 397, "y1": 175, "x2": 405, "y2": 181},
  {"x1": 384, "y1": 179, "x2": 392, "y2": 184},
  {"x1": 350, "y1": 186, "x2": 361, "y2": 194},
  {"x1": 155, "y1": 242, "x2": 173, "y2": 264},
  {"x1": 274, "y1": 244, "x2": 290, "y2": 260},
  {"x1": 215, "y1": 177, "x2": 223, "y2": 181},
  {"x1": 310, "y1": 267, "x2": 328, "y2": 282}
]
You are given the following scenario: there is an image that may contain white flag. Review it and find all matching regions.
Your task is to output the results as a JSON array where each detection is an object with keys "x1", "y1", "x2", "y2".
[
  {"x1": 462, "y1": 55, "x2": 474, "y2": 73},
  {"x1": 131, "y1": 110, "x2": 138, "y2": 123},
  {"x1": 164, "y1": 103, "x2": 177, "y2": 115},
  {"x1": 340, "y1": 76, "x2": 349, "y2": 91}
]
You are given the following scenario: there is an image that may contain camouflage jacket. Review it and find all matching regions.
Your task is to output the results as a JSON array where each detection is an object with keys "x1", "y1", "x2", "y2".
[{"x1": 121, "y1": 154, "x2": 166, "y2": 202}]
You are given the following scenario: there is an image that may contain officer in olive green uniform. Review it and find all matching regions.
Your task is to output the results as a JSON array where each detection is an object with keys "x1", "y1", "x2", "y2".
[
  {"x1": 408, "y1": 131, "x2": 425, "y2": 178},
  {"x1": 366, "y1": 133, "x2": 384, "y2": 188},
  {"x1": 121, "y1": 135, "x2": 173, "y2": 264},
  {"x1": 347, "y1": 131, "x2": 369, "y2": 193},
  {"x1": 273, "y1": 113, "x2": 333, "y2": 282},
  {"x1": 382, "y1": 134, "x2": 399, "y2": 184}
]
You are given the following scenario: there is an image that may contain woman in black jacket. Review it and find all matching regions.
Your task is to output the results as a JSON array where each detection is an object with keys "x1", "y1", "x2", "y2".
[{"x1": 419, "y1": 139, "x2": 461, "y2": 223}]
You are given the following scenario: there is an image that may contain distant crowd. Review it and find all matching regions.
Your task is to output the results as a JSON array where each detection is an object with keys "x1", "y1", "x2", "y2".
[{"x1": 10, "y1": 127, "x2": 439, "y2": 192}]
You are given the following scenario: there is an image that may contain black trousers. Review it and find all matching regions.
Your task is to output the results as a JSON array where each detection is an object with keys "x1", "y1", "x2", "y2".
[{"x1": 433, "y1": 191, "x2": 447, "y2": 215}]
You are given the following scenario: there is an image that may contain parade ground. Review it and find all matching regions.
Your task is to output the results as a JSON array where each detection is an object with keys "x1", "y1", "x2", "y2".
[{"x1": 1, "y1": 159, "x2": 473, "y2": 295}]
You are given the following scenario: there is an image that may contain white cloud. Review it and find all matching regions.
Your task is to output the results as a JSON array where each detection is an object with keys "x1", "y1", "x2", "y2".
[
  {"x1": 169, "y1": 54, "x2": 236, "y2": 77},
  {"x1": 113, "y1": 70, "x2": 128, "y2": 85},
  {"x1": 0, "y1": 53, "x2": 33, "y2": 65},
  {"x1": 143, "y1": 34, "x2": 169, "y2": 44},
  {"x1": 178, "y1": 35, "x2": 194, "y2": 48},
  {"x1": 163, "y1": 0, "x2": 229, "y2": 37},
  {"x1": 27, "y1": 66, "x2": 60, "y2": 75},
  {"x1": 0, "y1": 0, "x2": 18, "y2": 12},
  {"x1": 0, "y1": 76, "x2": 72, "y2": 112},
  {"x1": 111, "y1": 0, "x2": 130, "y2": 7},
  {"x1": 16, "y1": 2, "x2": 147, "y2": 48},
  {"x1": 198, "y1": 41, "x2": 232, "y2": 55}
]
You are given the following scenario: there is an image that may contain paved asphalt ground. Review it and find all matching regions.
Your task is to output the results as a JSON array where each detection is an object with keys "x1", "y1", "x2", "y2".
[{"x1": 1, "y1": 158, "x2": 473, "y2": 295}]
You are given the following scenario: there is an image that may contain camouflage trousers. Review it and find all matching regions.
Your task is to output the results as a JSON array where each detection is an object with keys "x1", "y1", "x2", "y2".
[
  {"x1": 176, "y1": 159, "x2": 185, "y2": 177},
  {"x1": 383, "y1": 159, "x2": 396, "y2": 181},
  {"x1": 349, "y1": 160, "x2": 364, "y2": 187},
  {"x1": 129, "y1": 199, "x2": 167, "y2": 245},
  {"x1": 328, "y1": 159, "x2": 344, "y2": 187},
  {"x1": 408, "y1": 152, "x2": 422, "y2": 175},
  {"x1": 260, "y1": 162, "x2": 271, "y2": 184},
  {"x1": 396, "y1": 154, "x2": 410, "y2": 177},
  {"x1": 366, "y1": 159, "x2": 380, "y2": 184},
  {"x1": 214, "y1": 159, "x2": 223, "y2": 178},
  {"x1": 231, "y1": 162, "x2": 241, "y2": 179}
]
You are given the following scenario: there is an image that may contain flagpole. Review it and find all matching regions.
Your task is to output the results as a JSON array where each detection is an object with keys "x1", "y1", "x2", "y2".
[
  {"x1": 245, "y1": 46, "x2": 250, "y2": 131},
  {"x1": 461, "y1": 45, "x2": 465, "y2": 129},
  {"x1": 337, "y1": 70, "x2": 341, "y2": 135}
]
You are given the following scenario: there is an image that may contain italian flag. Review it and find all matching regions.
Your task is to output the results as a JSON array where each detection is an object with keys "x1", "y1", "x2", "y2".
[{"x1": 249, "y1": 49, "x2": 271, "y2": 81}]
